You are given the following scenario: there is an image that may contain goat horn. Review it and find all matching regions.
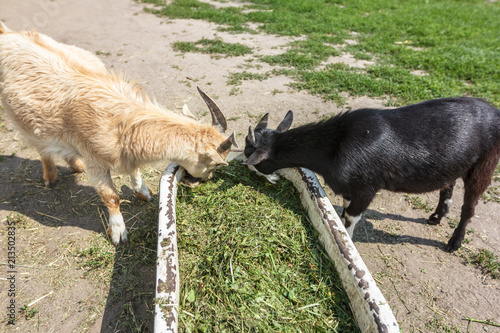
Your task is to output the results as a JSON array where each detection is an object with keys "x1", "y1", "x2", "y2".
[
  {"x1": 197, "y1": 86, "x2": 227, "y2": 133},
  {"x1": 255, "y1": 113, "x2": 269, "y2": 131},
  {"x1": 217, "y1": 131, "x2": 238, "y2": 154},
  {"x1": 247, "y1": 126, "x2": 256, "y2": 144}
]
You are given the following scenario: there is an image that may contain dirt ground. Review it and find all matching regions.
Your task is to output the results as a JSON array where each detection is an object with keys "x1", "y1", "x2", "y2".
[{"x1": 0, "y1": 0, "x2": 499, "y2": 332}]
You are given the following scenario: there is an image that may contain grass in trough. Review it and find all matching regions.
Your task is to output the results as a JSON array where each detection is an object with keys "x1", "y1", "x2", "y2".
[
  {"x1": 175, "y1": 161, "x2": 358, "y2": 331},
  {"x1": 143, "y1": 0, "x2": 500, "y2": 107}
]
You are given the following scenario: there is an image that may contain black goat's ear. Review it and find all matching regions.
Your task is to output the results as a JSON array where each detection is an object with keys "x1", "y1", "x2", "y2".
[
  {"x1": 255, "y1": 113, "x2": 269, "y2": 131},
  {"x1": 242, "y1": 149, "x2": 268, "y2": 166},
  {"x1": 276, "y1": 110, "x2": 293, "y2": 133}
]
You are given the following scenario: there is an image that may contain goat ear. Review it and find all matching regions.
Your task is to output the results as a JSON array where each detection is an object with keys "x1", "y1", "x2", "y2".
[
  {"x1": 197, "y1": 86, "x2": 227, "y2": 133},
  {"x1": 242, "y1": 149, "x2": 268, "y2": 166},
  {"x1": 205, "y1": 150, "x2": 228, "y2": 166},
  {"x1": 276, "y1": 110, "x2": 293, "y2": 133},
  {"x1": 182, "y1": 104, "x2": 197, "y2": 120},
  {"x1": 217, "y1": 131, "x2": 238, "y2": 154},
  {"x1": 255, "y1": 113, "x2": 269, "y2": 131}
]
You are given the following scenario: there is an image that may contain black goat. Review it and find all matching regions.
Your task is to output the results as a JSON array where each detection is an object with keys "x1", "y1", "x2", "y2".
[{"x1": 243, "y1": 97, "x2": 500, "y2": 251}]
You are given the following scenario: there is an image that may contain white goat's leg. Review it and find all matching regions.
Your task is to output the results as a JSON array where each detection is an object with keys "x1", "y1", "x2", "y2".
[
  {"x1": 130, "y1": 168, "x2": 152, "y2": 202},
  {"x1": 40, "y1": 154, "x2": 58, "y2": 186},
  {"x1": 65, "y1": 156, "x2": 85, "y2": 173},
  {"x1": 33, "y1": 144, "x2": 58, "y2": 186},
  {"x1": 87, "y1": 167, "x2": 127, "y2": 245}
]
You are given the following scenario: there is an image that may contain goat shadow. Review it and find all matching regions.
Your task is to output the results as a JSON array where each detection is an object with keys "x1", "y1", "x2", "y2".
[
  {"x1": 339, "y1": 208, "x2": 446, "y2": 249},
  {"x1": 0, "y1": 155, "x2": 102, "y2": 233},
  {"x1": 0, "y1": 155, "x2": 157, "y2": 332}
]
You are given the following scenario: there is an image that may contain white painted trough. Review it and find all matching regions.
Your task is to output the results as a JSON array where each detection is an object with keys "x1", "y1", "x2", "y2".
[{"x1": 155, "y1": 159, "x2": 400, "y2": 333}]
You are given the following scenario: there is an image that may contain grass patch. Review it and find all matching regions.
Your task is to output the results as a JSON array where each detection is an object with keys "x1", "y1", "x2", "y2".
[
  {"x1": 175, "y1": 161, "x2": 358, "y2": 331},
  {"x1": 226, "y1": 70, "x2": 272, "y2": 86},
  {"x1": 6, "y1": 213, "x2": 31, "y2": 229},
  {"x1": 470, "y1": 249, "x2": 500, "y2": 279},
  {"x1": 142, "y1": 0, "x2": 500, "y2": 106},
  {"x1": 404, "y1": 195, "x2": 434, "y2": 213},
  {"x1": 172, "y1": 37, "x2": 252, "y2": 58},
  {"x1": 424, "y1": 313, "x2": 461, "y2": 333},
  {"x1": 460, "y1": 247, "x2": 500, "y2": 280},
  {"x1": 19, "y1": 303, "x2": 39, "y2": 320},
  {"x1": 482, "y1": 185, "x2": 500, "y2": 203},
  {"x1": 261, "y1": 36, "x2": 341, "y2": 70},
  {"x1": 77, "y1": 236, "x2": 115, "y2": 273}
]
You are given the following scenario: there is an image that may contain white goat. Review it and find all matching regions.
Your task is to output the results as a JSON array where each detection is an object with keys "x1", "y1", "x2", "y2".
[{"x1": 0, "y1": 22, "x2": 236, "y2": 245}]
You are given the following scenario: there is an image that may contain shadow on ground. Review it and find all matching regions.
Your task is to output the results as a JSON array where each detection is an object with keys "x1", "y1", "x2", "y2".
[{"x1": 0, "y1": 155, "x2": 157, "y2": 332}]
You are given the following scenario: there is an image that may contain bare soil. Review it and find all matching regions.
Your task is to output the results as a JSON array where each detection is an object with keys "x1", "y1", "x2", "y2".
[{"x1": 0, "y1": 0, "x2": 499, "y2": 332}]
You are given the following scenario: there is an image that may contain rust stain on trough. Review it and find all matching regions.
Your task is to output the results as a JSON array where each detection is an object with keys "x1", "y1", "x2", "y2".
[
  {"x1": 155, "y1": 164, "x2": 182, "y2": 333},
  {"x1": 294, "y1": 168, "x2": 396, "y2": 333}
]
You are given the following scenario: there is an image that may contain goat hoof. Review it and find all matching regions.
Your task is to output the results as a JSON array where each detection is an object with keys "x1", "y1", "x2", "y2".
[
  {"x1": 108, "y1": 215, "x2": 128, "y2": 246},
  {"x1": 135, "y1": 190, "x2": 152, "y2": 202},
  {"x1": 43, "y1": 178, "x2": 58, "y2": 187},
  {"x1": 446, "y1": 237, "x2": 461, "y2": 252},
  {"x1": 427, "y1": 213, "x2": 441, "y2": 225},
  {"x1": 109, "y1": 229, "x2": 128, "y2": 246}
]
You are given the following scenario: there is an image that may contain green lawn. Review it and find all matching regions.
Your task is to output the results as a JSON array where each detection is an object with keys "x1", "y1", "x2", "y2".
[{"x1": 143, "y1": 0, "x2": 500, "y2": 106}]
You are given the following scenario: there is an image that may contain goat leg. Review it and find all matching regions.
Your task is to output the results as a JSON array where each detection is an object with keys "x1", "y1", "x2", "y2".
[
  {"x1": 88, "y1": 166, "x2": 127, "y2": 245},
  {"x1": 428, "y1": 181, "x2": 455, "y2": 225}
]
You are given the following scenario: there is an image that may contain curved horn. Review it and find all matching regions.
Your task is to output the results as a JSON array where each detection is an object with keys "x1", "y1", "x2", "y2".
[
  {"x1": 255, "y1": 113, "x2": 269, "y2": 131},
  {"x1": 247, "y1": 126, "x2": 256, "y2": 145},
  {"x1": 197, "y1": 86, "x2": 227, "y2": 133},
  {"x1": 217, "y1": 131, "x2": 238, "y2": 154}
]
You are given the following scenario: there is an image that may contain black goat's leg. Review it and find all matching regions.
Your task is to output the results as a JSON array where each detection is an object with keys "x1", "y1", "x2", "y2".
[
  {"x1": 447, "y1": 191, "x2": 478, "y2": 252},
  {"x1": 428, "y1": 181, "x2": 455, "y2": 225},
  {"x1": 341, "y1": 192, "x2": 375, "y2": 238},
  {"x1": 447, "y1": 152, "x2": 499, "y2": 251}
]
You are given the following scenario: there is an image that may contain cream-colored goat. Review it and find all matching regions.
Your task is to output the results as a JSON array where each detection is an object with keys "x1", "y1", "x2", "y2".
[{"x1": 0, "y1": 22, "x2": 236, "y2": 245}]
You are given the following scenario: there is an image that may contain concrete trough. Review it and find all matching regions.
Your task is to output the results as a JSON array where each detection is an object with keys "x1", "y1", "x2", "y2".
[{"x1": 154, "y1": 161, "x2": 399, "y2": 333}]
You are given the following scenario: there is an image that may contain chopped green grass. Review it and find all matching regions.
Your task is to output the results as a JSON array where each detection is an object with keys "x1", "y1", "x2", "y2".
[
  {"x1": 175, "y1": 161, "x2": 358, "y2": 331},
  {"x1": 142, "y1": 0, "x2": 500, "y2": 106},
  {"x1": 172, "y1": 37, "x2": 252, "y2": 58}
]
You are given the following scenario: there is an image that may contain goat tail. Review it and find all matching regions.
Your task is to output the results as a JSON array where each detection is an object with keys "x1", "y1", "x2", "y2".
[{"x1": 0, "y1": 21, "x2": 11, "y2": 34}]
